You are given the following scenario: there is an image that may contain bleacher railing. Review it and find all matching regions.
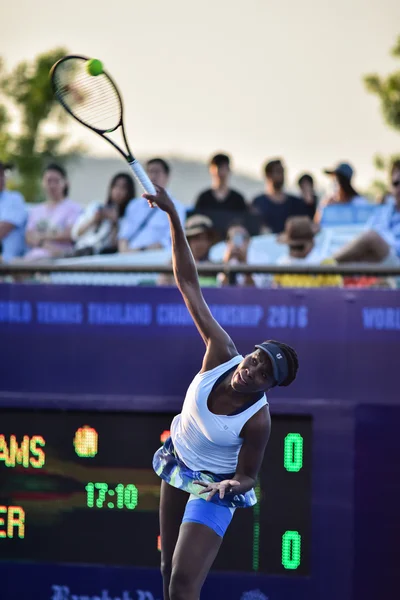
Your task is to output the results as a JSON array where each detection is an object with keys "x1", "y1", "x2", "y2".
[{"x1": 0, "y1": 262, "x2": 400, "y2": 276}]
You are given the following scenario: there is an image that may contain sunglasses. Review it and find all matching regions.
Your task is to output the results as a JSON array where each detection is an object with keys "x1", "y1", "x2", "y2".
[
  {"x1": 392, "y1": 180, "x2": 400, "y2": 188},
  {"x1": 289, "y1": 243, "x2": 307, "y2": 252}
]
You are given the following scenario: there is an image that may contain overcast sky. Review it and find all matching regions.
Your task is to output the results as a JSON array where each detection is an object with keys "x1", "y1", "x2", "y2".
[{"x1": 4, "y1": 0, "x2": 400, "y2": 189}]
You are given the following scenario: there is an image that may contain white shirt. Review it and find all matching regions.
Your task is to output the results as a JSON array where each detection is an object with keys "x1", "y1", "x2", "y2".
[
  {"x1": 277, "y1": 245, "x2": 326, "y2": 266},
  {"x1": 71, "y1": 201, "x2": 114, "y2": 253},
  {"x1": 119, "y1": 195, "x2": 186, "y2": 250},
  {"x1": 171, "y1": 355, "x2": 267, "y2": 474},
  {"x1": 0, "y1": 190, "x2": 27, "y2": 261}
]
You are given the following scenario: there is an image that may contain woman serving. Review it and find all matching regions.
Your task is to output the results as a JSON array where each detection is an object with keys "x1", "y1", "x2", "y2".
[{"x1": 144, "y1": 187, "x2": 299, "y2": 600}]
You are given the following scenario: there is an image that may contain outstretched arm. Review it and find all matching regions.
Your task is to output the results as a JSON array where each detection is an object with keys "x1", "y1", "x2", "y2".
[{"x1": 143, "y1": 187, "x2": 238, "y2": 371}]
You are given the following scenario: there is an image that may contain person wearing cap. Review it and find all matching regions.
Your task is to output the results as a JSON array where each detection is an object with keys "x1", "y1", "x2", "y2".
[
  {"x1": 158, "y1": 214, "x2": 216, "y2": 287},
  {"x1": 143, "y1": 185, "x2": 299, "y2": 600},
  {"x1": 274, "y1": 216, "x2": 342, "y2": 287},
  {"x1": 0, "y1": 162, "x2": 28, "y2": 262},
  {"x1": 317, "y1": 162, "x2": 368, "y2": 222}
]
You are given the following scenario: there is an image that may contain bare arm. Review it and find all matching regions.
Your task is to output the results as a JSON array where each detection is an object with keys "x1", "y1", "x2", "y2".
[
  {"x1": 233, "y1": 407, "x2": 271, "y2": 494},
  {"x1": 143, "y1": 187, "x2": 237, "y2": 370},
  {"x1": 194, "y1": 407, "x2": 271, "y2": 500},
  {"x1": 0, "y1": 221, "x2": 15, "y2": 241}
]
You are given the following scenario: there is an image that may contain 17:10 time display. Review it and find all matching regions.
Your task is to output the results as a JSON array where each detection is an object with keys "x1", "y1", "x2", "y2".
[{"x1": 85, "y1": 482, "x2": 138, "y2": 510}]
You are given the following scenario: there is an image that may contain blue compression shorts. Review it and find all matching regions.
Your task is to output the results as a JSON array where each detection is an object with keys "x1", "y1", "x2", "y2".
[{"x1": 182, "y1": 494, "x2": 235, "y2": 537}]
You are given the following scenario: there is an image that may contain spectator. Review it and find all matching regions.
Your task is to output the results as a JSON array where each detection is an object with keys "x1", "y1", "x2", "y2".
[
  {"x1": 195, "y1": 153, "x2": 247, "y2": 212},
  {"x1": 319, "y1": 162, "x2": 368, "y2": 214},
  {"x1": 118, "y1": 158, "x2": 186, "y2": 253},
  {"x1": 71, "y1": 172, "x2": 134, "y2": 255},
  {"x1": 335, "y1": 160, "x2": 400, "y2": 266},
  {"x1": 185, "y1": 214, "x2": 215, "y2": 262},
  {"x1": 24, "y1": 164, "x2": 81, "y2": 261},
  {"x1": 277, "y1": 216, "x2": 322, "y2": 265},
  {"x1": 158, "y1": 214, "x2": 216, "y2": 286},
  {"x1": 297, "y1": 173, "x2": 318, "y2": 220},
  {"x1": 0, "y1": 162, "x2": 27, "y2": 262},
  {"x1": 252, "y1": 159, "x2": 307, "y2": 234},
  {"x1": 274, "y1": 216, "x2": 342, "y2": 287},
  {"x1": 219, "y1": 221, "x2": 255, "y2": 287}
]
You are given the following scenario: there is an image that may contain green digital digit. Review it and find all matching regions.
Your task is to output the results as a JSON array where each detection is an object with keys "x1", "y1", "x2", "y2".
[
  {"x1": 284, "y1": 433, "x2": 303, "y2": 472},
  {"x1": 85, "y1": 482, "x2": 94, "y2": 508},
  {"x1": 116, "y1": 483, "x2": 125, "y2": 509},
  {"x1": 124, "y1": 484, "x2": 138, "y2": 510},
  {"x1": 95, "y1": 482, "x2": 108, "y2": 508},
  {"x1": 282, "y1": 530, "x2": 301, "y2": 569}
]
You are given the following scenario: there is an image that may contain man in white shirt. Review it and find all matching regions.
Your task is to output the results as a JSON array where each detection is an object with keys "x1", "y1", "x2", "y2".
[
  {"x1": 118, "y1": 158, "x2": 186, "y2": 252},
  {"x1": 0, "y1": 162, "x2": 27, "y2": 262}
]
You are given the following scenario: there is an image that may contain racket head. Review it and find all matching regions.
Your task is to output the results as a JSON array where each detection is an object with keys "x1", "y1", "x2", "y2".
[{"x1": 50, "y1": 55, "x2": 124, "y2": 136}]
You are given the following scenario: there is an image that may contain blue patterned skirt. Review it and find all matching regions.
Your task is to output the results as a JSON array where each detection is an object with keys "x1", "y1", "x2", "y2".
[{"x1": 152, "y1": 437, "x2": 256, "y2": 509}]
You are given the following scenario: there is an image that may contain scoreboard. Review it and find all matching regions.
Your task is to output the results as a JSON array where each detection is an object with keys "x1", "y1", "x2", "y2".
[{"x1": 0, "y1": 410, "x2": 312, "y2": 576}]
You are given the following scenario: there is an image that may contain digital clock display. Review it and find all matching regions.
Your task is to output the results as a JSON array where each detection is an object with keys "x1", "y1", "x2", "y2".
[{"x1": 0, "y1": 410, "x2": 312, "y2": 575}]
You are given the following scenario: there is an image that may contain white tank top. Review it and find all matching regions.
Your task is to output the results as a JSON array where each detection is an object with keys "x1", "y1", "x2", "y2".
[{"x1": 170, "y1": 355, "x2": 268, "y2": 474}]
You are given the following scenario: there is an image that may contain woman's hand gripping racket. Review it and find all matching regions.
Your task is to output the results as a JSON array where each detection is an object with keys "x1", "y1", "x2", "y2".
[{"x1": 50, "y1": 55, "x2": 156, "y2": 201}]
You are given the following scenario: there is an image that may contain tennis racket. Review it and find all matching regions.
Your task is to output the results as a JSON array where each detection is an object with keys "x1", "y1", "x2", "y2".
[{"x1": 50, "y1": 55, "x2": 156, "y2": 197}]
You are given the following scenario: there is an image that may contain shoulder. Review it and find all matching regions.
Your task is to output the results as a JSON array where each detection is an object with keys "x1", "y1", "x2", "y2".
[
  {"x1": 352, "y1": 195, "x2": 369, "y2": 206},
  {"x1": 1, "y1": 190, "x2": 25, "y2": 206},
  {"x1": 252, "y1": 193, "x2": 268, "y2": 205},
  {"x1": 64, "y1": 198, "x2": 82, "y2": 212},
  {"x1": 242, "y1": 404, "x2": 271, "y2": 438}
]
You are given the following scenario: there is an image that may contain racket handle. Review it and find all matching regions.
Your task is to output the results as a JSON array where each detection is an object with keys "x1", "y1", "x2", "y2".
[{"x1": 129, "y1": 160, "x2": 157, "y2": 195}]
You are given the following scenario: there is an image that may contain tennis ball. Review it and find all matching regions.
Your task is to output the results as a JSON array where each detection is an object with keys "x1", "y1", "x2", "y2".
[{"x1": 86, "y1": 59, "x2": 103, "y2": 76}]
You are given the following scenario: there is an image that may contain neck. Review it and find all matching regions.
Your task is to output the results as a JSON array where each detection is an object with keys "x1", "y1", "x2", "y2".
[
  {"x1": 266, "y1": 181, "x2": 284, "y2": 200},
  {"x1": 212, "y1": 180, "x2": 228, "y2": 192},
  {"x1": 48, "y1": 195, "x2": 64, "y2": 204}
]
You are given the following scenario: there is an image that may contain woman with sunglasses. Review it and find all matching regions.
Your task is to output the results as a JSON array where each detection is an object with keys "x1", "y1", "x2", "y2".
[{"x1": 335, "y1": 160, "x2": 400, "y2": 266}]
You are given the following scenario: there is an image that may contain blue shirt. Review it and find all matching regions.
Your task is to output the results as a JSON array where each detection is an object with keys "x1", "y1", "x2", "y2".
[
  {"x1": 368, "y1": 199, "x2": 400, "y2": 257},
  {"x1": 0, "y1": 190, "x2": 28, "y2": 261},
  {"x1": 119, "y1": 195, "x2": 186, "y2": 250}
]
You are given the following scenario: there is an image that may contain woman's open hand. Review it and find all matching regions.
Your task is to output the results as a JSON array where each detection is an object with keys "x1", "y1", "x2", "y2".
[{"x1": 194, "y1": 479, "x2": 241, "y2": 501}]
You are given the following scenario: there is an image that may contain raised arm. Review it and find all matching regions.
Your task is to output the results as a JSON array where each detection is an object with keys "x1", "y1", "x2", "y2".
[{"x1": 143, "y1": 187, "x2": 237, "y2": 370}]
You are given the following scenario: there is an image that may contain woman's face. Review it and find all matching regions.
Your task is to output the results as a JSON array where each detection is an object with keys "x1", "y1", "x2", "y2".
[
  {"x1": 110, "y1": 177, "x2": 130, "y2": 205},
  {"x1": 43, "y1": 170, "x2": 66, "y2": 201}
]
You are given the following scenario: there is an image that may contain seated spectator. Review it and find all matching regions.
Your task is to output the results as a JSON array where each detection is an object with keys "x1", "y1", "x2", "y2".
[
  {"x1": 317, "y1": 162, "x2": 368, "y2": 221},
  {"x1": 71, "y1": 173, "x2": 134, "y2": 255},
  {"x1": 185, "y1": 214, "x2": 215, "y2": 262},
  {"x1": 195, "y1": 153, "x2": 247, "y2": 213},
  {"x1": 274, "y1": 216, "x2": 342, "y2": 287},
  {"x1": 159, "y1": 215, "x2": 216, "y2": 286},
  {"x1": 297, "y1": 173, "x2": 318, "y2": 220},
  {"x1": 0, "y1": 162, "x2": 27, "y2": 262},
  {"x1": 218, "y1": 221, "x2": 255, "y2": 287},
  {"x1": 24, "y1": 164, "x2": 81, "y2": 261},
  {"x1": 334, "y1": 159, "x2": 400, "y2": 266},
  {"x1": 119, "y1": 158, "x2": 186, "y2": 253},
  {"x1": 252, "y1": 159, "x2": 308, "y2": 234}
]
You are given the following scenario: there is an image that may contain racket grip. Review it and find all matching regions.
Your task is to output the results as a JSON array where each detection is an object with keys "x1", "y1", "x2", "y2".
[{"x1": 129, "y1": 160, "x2": 157, "y2": 196}]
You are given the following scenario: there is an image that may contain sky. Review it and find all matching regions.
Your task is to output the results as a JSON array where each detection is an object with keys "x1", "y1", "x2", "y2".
[{"x1": 3, "y1": 0, "x2": 400, "y2": 190}]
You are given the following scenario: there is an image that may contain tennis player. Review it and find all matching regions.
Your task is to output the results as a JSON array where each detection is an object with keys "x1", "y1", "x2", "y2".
[{"x1": 144, "y1": 187, "x2": 299, "y2": 600}]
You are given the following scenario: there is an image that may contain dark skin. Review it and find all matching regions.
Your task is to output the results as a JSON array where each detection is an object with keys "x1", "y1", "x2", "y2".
[{"x1": 144, "y1": 186, "x2": 272, "y2": 600}]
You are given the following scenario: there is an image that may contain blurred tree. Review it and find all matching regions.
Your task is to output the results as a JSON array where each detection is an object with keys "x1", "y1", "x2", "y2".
[
  {"x1": 364, "y1": 35, "x2": 400, "y2": 133},
  {"x1": 363, "y1": 35, "x2": 400, "y2": 201},
  {"x1": 0, "y1": 48, "x2": 84, "y2": 203}
]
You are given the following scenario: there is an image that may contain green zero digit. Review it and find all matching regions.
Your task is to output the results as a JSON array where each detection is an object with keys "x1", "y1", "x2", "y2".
[
  {"x1": 282, "y1": 530, "x2": 301, "y2": 569},
  {"x1": 284, "y1": 433, "x2": 303, "y2": 472}
]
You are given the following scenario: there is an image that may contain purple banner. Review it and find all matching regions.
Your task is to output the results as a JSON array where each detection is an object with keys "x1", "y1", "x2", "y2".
[{"x1": 0, "y1": 284, "x2": 398, "y2": 408}]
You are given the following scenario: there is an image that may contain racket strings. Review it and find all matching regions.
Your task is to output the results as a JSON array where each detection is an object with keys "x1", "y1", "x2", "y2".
[{"x1": 53, "y1": 60, "x2": 122, "y2": 132}]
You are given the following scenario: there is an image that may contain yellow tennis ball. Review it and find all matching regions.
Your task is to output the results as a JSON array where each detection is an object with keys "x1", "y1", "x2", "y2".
[{"x1": 86, "y1": 59, "x2": 103, "y2": 76}]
